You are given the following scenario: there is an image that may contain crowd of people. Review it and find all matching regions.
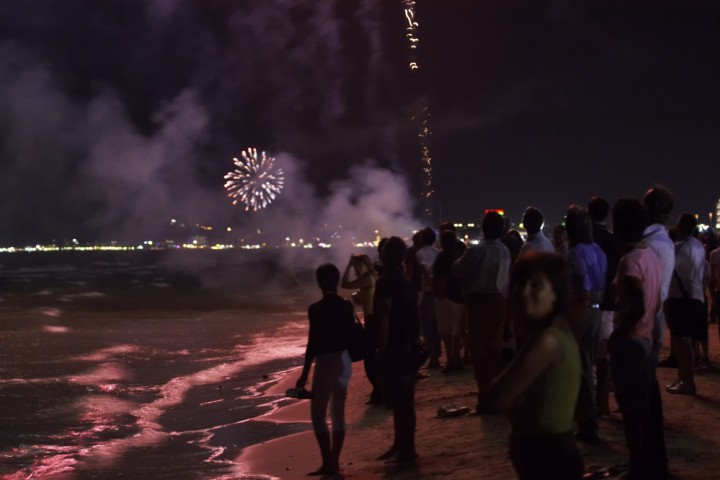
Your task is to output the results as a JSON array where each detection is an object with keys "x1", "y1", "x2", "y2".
[{"x1": 295, "y1": 184, "x2": 720, "y2": 479}]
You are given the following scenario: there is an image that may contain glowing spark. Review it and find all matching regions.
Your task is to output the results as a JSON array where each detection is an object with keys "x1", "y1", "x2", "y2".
[
  {"x1": 224, "y1": 148, "x2": 285, "y2": 212},
  {"x1": 403, "y1": 0, "x2": 434, "y2": 216}
]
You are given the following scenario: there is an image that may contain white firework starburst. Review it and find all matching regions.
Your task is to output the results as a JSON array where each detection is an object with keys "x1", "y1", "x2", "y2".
[{"x1": 224, "y1": 148, "x2": 285, "y2": 212}]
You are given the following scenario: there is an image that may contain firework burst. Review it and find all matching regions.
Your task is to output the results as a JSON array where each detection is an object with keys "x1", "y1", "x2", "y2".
[{"x1": 224, "y1": 148, "x2": 285, "y2": 212}]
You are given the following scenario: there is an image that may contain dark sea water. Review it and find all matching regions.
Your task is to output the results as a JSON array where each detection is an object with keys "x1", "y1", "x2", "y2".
[{"x1": 0, "y1": 250, "x2": 326, "y2": 479}]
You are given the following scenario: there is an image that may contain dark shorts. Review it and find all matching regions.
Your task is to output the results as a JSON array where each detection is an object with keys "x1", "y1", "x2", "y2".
[{"x1": 665, "y1": 297, "x2": 705, "y2": 339}]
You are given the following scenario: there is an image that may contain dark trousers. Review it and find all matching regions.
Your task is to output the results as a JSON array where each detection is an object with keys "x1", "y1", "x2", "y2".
[
  {"x1": 364, "y1": 349, "x2": 381, "y2": 401},
  {"x1": 649, "y1": 339, "x2": 669, "y2": 474},
  {"x1": 574, "y1": 307, "x2": 601, "y2": 437},
  {"x1": 419, "y1": 291, "x2": 440, "y2": 361},
  {"x1": 509, "y1": 432, "x2": 584, "y2": 480},
  {"x1": 610, "y1": 337, "x2": 666, "y2": 478},
  {"x1": 466, "y1": 293, "x2": 506, "y2": 408}
]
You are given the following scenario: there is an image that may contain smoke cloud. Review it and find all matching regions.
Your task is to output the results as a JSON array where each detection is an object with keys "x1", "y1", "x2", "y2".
[{"x1": 0, "y1": 1, "x2": 416, "y2": 245}]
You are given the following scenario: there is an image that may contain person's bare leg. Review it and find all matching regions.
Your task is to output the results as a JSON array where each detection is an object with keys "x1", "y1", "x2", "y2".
[
  {"x1": 330, "y1": 429, "x2": 345, "y2": 472},
  {"x1": 309, "y1": 430, "x2": 332, "y2": 475}
]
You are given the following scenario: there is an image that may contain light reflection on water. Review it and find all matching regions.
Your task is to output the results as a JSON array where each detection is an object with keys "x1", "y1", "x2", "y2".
[{"x1": 1, "y1": 309, "x2": 311, "y2": 478}]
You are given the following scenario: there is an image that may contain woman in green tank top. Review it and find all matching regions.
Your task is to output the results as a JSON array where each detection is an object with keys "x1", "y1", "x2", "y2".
[{"x1": 489, "y1": 252, "x2": 584, "y2": 480}]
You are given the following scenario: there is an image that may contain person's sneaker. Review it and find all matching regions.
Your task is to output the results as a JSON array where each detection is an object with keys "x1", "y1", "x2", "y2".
[
  {"x1": 666, "y1": 381, "x2": 696, "y2": 395},
  {"x1": 665, "y1": 379, "x2": 681, "y2": 389}
]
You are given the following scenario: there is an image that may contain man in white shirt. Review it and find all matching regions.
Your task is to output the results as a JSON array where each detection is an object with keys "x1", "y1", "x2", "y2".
[
  {"x1": 452, "y1": 211, "x2": 510, "y2": 413},
  {"x1": 518, "y1": 206, "x2": 554, "y2": 256},
  {"x1": 665, "y1": 213, "x2": 706, "y2": 395},
  {"x1": 640, "y1": 185, "x2": 674, "y2": 474}
]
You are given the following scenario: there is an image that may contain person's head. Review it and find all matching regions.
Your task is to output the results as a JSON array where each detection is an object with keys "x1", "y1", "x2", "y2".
[
  {"x1": 510, "y1": 252, "x2": 571, "y2": 325},
  {"x1": 352, "y1": 254, "x2": 374, "y2": 275},
  {"x1": 482, "y1": 211, "x2": 505, "y2": 240},
  {"x1": 587, "y1": 196, "x2": 610, "y2": 223},
  {"x1": 439, "y1": 229, "x2": 457, "y2": 251},
  {"x1": 522, "y1": 207, "x2": 544, "y2": 235},
  {"x1": 703, "y1": 227, "x2": 719, "y2": 252},
  {"x1": 377, "y1": 237, "x2": 389, "y2": 255},
  {"x1": 381, "y1": 236, "x2": 407, "y2": 268},
  {"x1": 316, "y1": 263, "x2": 340, "y2": 292},
  {"x1": 675, "y1": 212, "x2": 697, "y2": 239},
  {"x1": 612, "y1": 198, "x2": 647, "y2": 245},
  {"x1": 439, "y1": 221, "x2": 456, "y2": 233},
  {"x1": 419, "y1": 226, "x2": 436, "y2": 246},
  {"x1": 410, "y1": 230, "x2": 422, "y2": 246},
  {"x1": 643, "y1": 185, "x2": 674, "y2": 226},
  {"x1": 565, "y1": 204, "x2": 593, "y2": 245}
]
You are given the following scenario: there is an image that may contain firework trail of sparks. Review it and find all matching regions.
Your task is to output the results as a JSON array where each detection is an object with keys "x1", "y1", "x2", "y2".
[
  {"x1": 403, "y1": 0, "x2": 434, "y2": 217},
  {"x1": 224, "y1": 148, "x2": 285, "y2": 212}
]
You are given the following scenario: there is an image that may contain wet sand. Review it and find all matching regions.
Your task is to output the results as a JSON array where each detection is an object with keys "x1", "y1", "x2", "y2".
[{"x1": 239, "y1": 330, "x2": 720, "y2": 480}]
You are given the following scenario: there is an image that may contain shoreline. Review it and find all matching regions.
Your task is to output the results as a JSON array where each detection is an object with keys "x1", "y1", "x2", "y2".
[{"x1": 238, "y1": 331, "x2": 720, "y2": 480}]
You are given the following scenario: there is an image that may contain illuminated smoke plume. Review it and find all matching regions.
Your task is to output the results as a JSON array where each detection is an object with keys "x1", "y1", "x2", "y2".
[{"x1": 0, "y1": 1, "x2": 416, "y2": 244}]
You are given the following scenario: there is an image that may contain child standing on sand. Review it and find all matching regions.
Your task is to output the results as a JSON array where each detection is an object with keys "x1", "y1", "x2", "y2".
[{"x1": 296, "y1": 263, "x2": 354, "y2": 476}]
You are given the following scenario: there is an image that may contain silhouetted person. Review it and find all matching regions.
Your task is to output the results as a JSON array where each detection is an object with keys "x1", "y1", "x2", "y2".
[
  {"x1": 404, "y1": 231, "x2": 423, "y2": 291},
  {"x1": 433, "y1": 229, "x2": 465, "y2": 372},
  {"x1": 610, "y1": 198, "x2": 668, "y2": 479},
  {"x1": 643, "y1": 185, "x2": 675, "y2": 369},
  {"x1": 587, "y1": 196, "x2": 623, "y2": 416},
  {"x1": 296, "y1": 263, "x2": 354, "y2": 475},
  {"x1": 565, "y1": 205, "x2": 607, "y2": 444},
  {"x1": 665, "y1": 213, "x2": 705, "y2": 395},
  {"x1": 374, "y1": 236, "x2": 421, "y2": 463},
  {"x1": 415, "y1": 227, "x2": 441, "y2": 368},
  {"x1": 502, "y1": 216, "x2": 524, "y2": 263},
  {"x1": 453, "y1": 210, "x2": 511, "y2": 413}
]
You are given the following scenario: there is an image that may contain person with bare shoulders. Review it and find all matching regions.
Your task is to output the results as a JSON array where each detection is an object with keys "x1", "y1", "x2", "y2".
[
  {"x1": 489, "y1": 252, "x2": 583, "y2": 480},
  {"x1": 341, "y1": 254, "x2": 381, "y2": 405}
]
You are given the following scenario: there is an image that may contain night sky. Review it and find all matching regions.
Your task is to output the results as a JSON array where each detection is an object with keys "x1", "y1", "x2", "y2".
[{"x1": 1, "y1": 1, "x2": 719, "y2": 244}]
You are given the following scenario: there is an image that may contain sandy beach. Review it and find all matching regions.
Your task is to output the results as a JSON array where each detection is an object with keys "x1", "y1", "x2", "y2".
[
  {"x1": 238, "y1": 329, "x2": 720, "y2": 480},
  {"x1": 2, "y1": 252, "x2": 719, "y2": 479}
]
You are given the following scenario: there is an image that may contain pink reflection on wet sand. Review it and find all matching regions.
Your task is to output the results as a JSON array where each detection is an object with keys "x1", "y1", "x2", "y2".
[{"x1": 43, "y1": 324, "x2": 70, "y2": 333}]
